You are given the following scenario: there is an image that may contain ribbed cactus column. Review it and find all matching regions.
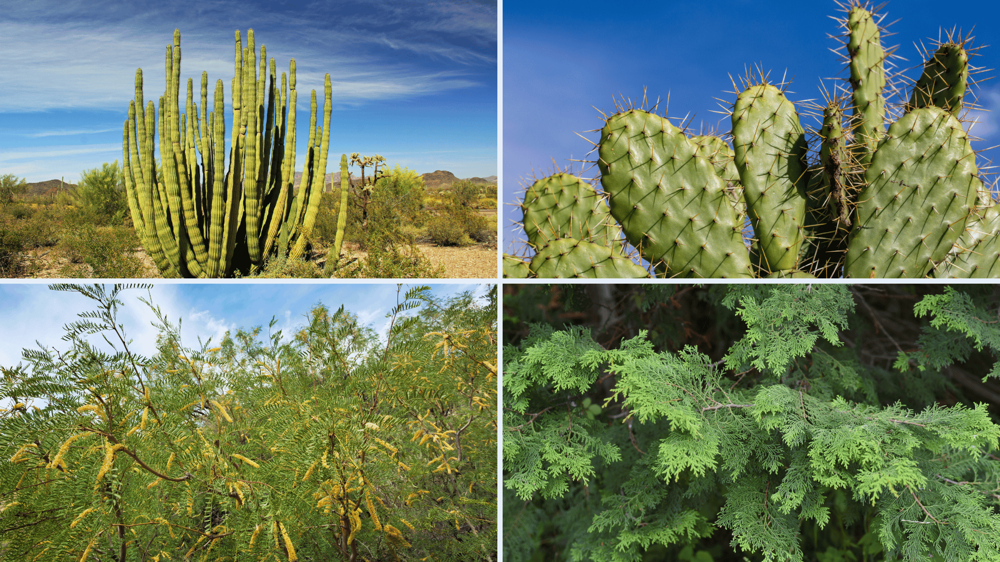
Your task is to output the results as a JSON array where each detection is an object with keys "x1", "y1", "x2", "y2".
[
  {"x1": 122, "y1": 29, "x2": 331, "y2": 277},
  {"x1": 332, "y1": 154, "x2": 350, "y2": 260}
]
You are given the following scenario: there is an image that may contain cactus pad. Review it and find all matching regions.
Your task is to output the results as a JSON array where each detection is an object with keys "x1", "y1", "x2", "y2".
[
  {"x1": 529, "y1": 238, "x2": 649, "y2": 278},
  {"x1": 731, "y1": 84, "x2": 810, "y2": 273},
  {"x1": 845, "y1": 106, "x2": 981, "y2": 277},
  {"x1": 520, "y1": 173, "x2": 622, "y2": 250},
  {"x1": 598, "y1": 109, "x2": 752, "y2": 278}
]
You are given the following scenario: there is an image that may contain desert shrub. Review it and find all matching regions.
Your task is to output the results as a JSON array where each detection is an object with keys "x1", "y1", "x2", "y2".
[
  {"x1": 7, "y1": 203, "x2": 31, "y2": 219},
  {"x1": 334, "y1": 233, "x2": 445, "y2": 278},
  {"x1": 0, "y1": 284, "x2": 497, "y2": 561},
  {"x1": 0, "y1": 217, "x2": 25, "y2": 276},
  {"x1": 504, "y1": 284, "x2": 1000, "y2": 562},
  {"x1": 0, "y1": 174, "x2": 27, "y2": 207},
  {"x1": 427, "y1": 213, "x2": 474, "y2": 246},
  {"x1": 450, "y1": 179, "x2": 482, "y2": 207},
  {"x1": 74, "y1": 161, "x2": 130, "y2": 225},
  {"x1": 58, "y1": 223, "x2": 145, "y2": 277},
  {"x1": 248, "y1": 252, "x2": 326, "y2": 278}
]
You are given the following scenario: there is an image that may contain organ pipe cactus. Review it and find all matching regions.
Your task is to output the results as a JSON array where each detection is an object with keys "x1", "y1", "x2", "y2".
[
  {"x1": 123, "y1": 29, "x2": 331, "y2": 277},
  {"x1": 508, "y1": 1, "x2": 995, "y2": 278}
]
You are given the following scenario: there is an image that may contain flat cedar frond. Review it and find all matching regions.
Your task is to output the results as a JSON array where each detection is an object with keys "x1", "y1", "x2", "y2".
[{"x1": 504, "y1": 284, "x2": 1000, "y2": 562}]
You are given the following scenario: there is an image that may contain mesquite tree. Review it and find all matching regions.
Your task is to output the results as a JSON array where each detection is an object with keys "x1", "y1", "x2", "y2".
[
  {"x1": 0, "y1": 284, "x2": 497, "y2": 561},
  {"x1": 503, "y1": 284, "x2": 1000, "y2": 562}
]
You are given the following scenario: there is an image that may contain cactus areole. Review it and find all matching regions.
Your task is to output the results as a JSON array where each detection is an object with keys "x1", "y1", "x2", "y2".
[{"x1": 123, "y1": 29, "x2": 332, "y2": 277}]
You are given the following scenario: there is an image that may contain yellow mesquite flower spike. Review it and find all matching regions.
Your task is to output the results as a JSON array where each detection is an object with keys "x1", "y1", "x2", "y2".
[
  {"x1": 347, "y1": 511, "x2": 361, "y2": 545},
  {"x1": 96, "y1": 443, "x2": 125, "y2": 485},
  {"x1": 279, "y1": 522, "x2": 298, "y2": 562},
  {"x1": 303, "y1": 460, "x2": 318, "y2": 482},
  {"x1": 384, "y1": 525, "x2": 412, "y2": 548},
  {"x1": 10, "y1": 443, "x2": 38, "y2": 463},
  {"x1": 321, "y1": 450, "x2": 329, "y2": 468},
  {"x1": 249, "y1": 525, "x2": 260, "y2": 549},
  {"x1": 80, "y1": 537, "x2": 97, "y2": 562},
  {"x1": 147, "y1": 478, "x2": 162, "y2": 489},
  {"x1": 365, "y1": 488, "x2": 382, "y2": 531},
  {"x1": 211, "y1": 400, "x2": 232, "y2": 423},
  {"x1": 50, "y1": 432, "x2": 86, "y2": 469},
  {"x1": 371, "y1": 437, "x2": 397, "y2": 454},
  {"x1": 141, "y1": 407, "x2": 149, "y2": 430},
  {"x1": 70, "y1": 507, "x2": 97, "y2": 529},
  {"x1": 400, "y1": 518, "x2": 415, "y2": 531},
  {"x1": 233, "y1": 454, "x2": 260, "y2": 468},
  {"x1": 411, "y1": 429, "x2": 424, "y2": 442}
]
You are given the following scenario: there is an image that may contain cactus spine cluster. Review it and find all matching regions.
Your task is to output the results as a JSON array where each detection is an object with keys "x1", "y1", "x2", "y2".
[
  {"x1": 123, "y1": 29, "x2": 332, "y2": 277},
  {"x1": 509, "y1": 2, "x2": 994, "y2": 278}
]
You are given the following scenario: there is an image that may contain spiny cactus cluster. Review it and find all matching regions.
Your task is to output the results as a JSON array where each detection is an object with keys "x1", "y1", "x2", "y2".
[
  {"x1": 123, "y1": 29, "x2": 342, "y2": 277},
  {"x1": 506, "y1": 2, "x2": 996, "y2": 279}
]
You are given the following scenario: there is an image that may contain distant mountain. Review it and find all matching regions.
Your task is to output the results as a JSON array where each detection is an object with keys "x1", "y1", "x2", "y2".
[
  {"x1": 24, "y1": 179, "x2": 77, "y2": 197},
  {"x1": 23, "y1": 170, "x2": 492, "y2": 198},
  {"x1": 420, "y1": 171, "x2": 496, "y2": 190}
]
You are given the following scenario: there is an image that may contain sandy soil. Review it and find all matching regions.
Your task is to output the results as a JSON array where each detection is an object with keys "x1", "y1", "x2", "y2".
[{"x1": 18, "y1": 242, "x2": 495, "y2": 279}]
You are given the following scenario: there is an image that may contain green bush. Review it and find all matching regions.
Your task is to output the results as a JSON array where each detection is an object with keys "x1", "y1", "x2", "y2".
[
  {"x1": 335, "y1": 237, "x2": 445, "y2": 278},
  {"x1": 58, "y1": 223, "x2": 145, "y2": 277},
  {"x1": 427, "y1": 213, "x2": 474, "y2": 246},
  {"x1": 504, "y1": 284, "x2": 1000, "y2": 562},
  {"x1": 0, "y1": 174, "x2": 27, "y2": 207},
  {"x1": 0, "y1": 284, "x2": 497, "y2": 561},
  {"x1": 74, "y1": 161, "x2": 130, "y2": 225},
  {"x1": 0, "y1": 217, "x2": 25, "y2": 276}
]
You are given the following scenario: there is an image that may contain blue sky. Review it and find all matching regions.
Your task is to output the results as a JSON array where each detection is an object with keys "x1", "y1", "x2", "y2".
[
  {"x1": 0, "y1": 282, "x2": 493, "y2": 372},
  {"x1": 502, "y1": 0, "x2": 1000, "y2": 254},
  {"x1": 0, "y1": 0, "x2": 497, "y2": 183}
]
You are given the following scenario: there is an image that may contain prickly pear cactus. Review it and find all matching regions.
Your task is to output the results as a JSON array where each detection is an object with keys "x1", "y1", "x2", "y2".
[
  {"x1": 503, "y1": 254, "x2": 532, "y2": 278},
  {"x1": 845, "y1": 106, "x2": 981, "y2": 278},
  {"x1": 909, "y1": 42, "x2": 970, "y2": 116},
  {"x1": 520, "y1": 173, "x2": 622, "y2": 250},
  {"x1": 732, "y1": 83, "x2": 811, "y2": 274},
  {"x1": 529, "y1": 238, "x2": 649, "y2": 278},
  {"x1": 512, "y1": 1, "x2": 995, "y2": 279},
  {"x1": 846, "y1": 3, "x2": 887, "y2": 164},
  {"x1": 598, "y1": 109, "x2": 752, "y2": 278},
  {"x1": 933, "y1": 204, "x2": 1000, "y2": 278}
]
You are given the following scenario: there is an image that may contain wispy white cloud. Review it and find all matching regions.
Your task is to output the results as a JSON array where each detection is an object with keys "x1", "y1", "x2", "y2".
[
  {"x1": 0, "y1": 0, "x2": 493, "y2": 113},
  {"x1": 26, "y1": 128, "x2": 122, "y2": 138}
]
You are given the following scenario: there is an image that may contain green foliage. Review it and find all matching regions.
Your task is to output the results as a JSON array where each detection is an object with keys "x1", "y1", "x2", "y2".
[
  {"x1": 504, "y1": 284, "x2": 1000, "y2": 562},
  {"x1": 0, "y1": 284, "x2": 497, "y2": 560},
  {"x1": 74, "y1": 161, "x2": 130, "y2": 225},
  {"x1": 57, "y1": 223, "x2": 146, "y2": 278},
  {"x1": 0, "y1": 174, "x2": 27, "y2": 207},
  {"x1": 429, "y1": 180, "x2": 493, "y2": 247}
]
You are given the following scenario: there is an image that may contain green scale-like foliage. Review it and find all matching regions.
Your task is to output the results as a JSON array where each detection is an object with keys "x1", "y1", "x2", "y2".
[
  {"x1": 123, "y1": 29, "x2": 333, "y2": 278},
  {"x1": 598, "y1": 109, "x2": 752, "y2": 278},
  {"x1": 509, "y1": 2, "x2": 996, "y2": 279},
  {"x1": 503, "y1": 285, "x2": 1000, "y2": 562}
]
